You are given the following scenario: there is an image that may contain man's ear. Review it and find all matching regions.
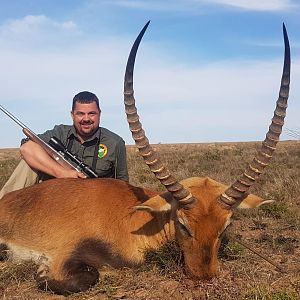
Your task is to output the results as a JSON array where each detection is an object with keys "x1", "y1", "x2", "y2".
[
  {"x1": 133, "y1": 192, "x2": 175, "y2": 214},
  {"x1": 238, "y1": 194, "x2": 274, "y2": 209}
]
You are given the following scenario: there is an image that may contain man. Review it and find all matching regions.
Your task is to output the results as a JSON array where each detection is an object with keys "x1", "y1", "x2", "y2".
[{"x1": 0, "y1": 91, "x2": 128, "y2": 199}]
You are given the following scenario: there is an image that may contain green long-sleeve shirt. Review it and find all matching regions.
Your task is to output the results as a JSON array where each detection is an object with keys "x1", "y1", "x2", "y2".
[{"x1": 22, "y1": 124, "x2": 129, "y2": 181}]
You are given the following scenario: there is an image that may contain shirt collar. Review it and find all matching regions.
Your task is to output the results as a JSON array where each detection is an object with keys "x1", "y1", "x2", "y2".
[{"x1": 68, "y1": 126, "x2": 101, "y2": 144}]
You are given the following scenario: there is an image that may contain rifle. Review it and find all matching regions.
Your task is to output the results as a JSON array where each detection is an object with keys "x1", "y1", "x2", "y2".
[{"x1": 0, "y1": 104, "x2": 98, "y2": 178}]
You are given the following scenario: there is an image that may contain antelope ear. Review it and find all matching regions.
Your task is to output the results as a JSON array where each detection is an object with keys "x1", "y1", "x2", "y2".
[
  {"x1": 238, "y1": 194, "x2": 274, "y2": 209},
  {"x1": 133, "y1": 192, "x2": 174, "y2": 213}
]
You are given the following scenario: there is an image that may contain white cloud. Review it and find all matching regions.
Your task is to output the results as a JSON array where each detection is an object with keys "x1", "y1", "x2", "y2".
[
  {"x1": 105, "y1": 0, "x2": 195, "y2": 12},
  {"x1": 131, "y1": 55, "x2": 299, "y2": 142},
  {"x1": 0, "y1": 15, "x2": 77, "y2": 35},
  {"x1": 203, "y1": 0, "x2": 296, "y2": 11},
  {"x1": 108, "y1": 0, "x2": 297, "y2": 12},
  {"x1": 0, "y1": 15, "x2": 79, "y2": 51}
]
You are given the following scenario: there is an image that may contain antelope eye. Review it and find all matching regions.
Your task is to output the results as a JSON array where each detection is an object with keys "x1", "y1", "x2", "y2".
[{"x1": 178, "y1": 222, "x2": 194, "y2": 238}]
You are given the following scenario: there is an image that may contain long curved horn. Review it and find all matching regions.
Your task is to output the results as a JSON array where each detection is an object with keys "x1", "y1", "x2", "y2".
[
  {"x1": 124, "y1": 21, "x2": 196, "y2": 206},
  {"x1": 219, "y1": 23, "x2": 291, "y2": 209}
]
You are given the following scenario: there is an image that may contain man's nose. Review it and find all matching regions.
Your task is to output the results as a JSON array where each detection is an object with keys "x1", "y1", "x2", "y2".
[{"x1": 82, "y1": 114, "x2": 90, "y2": 121}]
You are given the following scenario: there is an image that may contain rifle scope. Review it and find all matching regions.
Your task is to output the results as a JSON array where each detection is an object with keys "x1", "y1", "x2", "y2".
[{"x1": 49, "y1": 137, "x2": 99, "y2": 178}]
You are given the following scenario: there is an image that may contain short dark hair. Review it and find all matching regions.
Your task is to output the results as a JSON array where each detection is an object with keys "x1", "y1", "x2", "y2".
[{"x1": 72, "y1": 91, "x2": 100, "y2": 111}]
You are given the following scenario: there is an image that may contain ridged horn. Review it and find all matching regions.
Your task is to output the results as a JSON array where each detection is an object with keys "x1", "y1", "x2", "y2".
[
  {"x1": 124, "y1": 21, "x2": 196, "y2": 206},
  {"x1": 219, "y1": 23, "x2": 291, "y2": 209}
]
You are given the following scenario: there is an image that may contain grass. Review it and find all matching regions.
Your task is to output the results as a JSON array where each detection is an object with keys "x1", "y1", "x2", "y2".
[
  {"x1": 245, "y1": 288, "x2": 300, "y2": 300},
  {"x1": 143, "y1": 241, "x2": 184, "y2": 278},
  {"x1": 219, "y1": 240, "x2": 244, "y2": 260},
  {"x1": 261, "y1": 202, "x2": 289, "y2": 219},
  {"x1": 0, "y1": 141, "x2": 299, "y2": 299}
]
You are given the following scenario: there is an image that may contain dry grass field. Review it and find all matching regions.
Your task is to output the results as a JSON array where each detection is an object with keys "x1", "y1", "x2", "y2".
[{"x1": 0, "y1": 141, "x2": 299, "y2": 299}]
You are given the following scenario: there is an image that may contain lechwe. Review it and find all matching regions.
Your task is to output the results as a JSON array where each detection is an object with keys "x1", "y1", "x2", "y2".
[{"x1": 0, "y1": 22, "x2": 290, "y2": 295}]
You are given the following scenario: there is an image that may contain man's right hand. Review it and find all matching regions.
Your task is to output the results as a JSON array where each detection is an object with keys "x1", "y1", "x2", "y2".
[{"x1": 55, "y1": 169, "x2": 87, "y2": 179}]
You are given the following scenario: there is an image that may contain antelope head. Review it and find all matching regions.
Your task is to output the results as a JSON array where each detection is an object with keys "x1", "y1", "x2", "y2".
[{"x1": 124, "y1": 22, "x2": 290, "y2": 279}]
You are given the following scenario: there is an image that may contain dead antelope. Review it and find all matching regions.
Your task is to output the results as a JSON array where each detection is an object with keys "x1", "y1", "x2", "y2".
[{"x1": 0, "y1": 22, "x2": 290, "y2": 295}]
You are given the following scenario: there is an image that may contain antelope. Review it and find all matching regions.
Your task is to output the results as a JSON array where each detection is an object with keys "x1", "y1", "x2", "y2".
[{"x1": 0, "y1": 22, "x2": 290, "y2": 295}]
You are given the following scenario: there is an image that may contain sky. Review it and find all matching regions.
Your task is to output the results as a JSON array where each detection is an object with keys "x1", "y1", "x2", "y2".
[{"x1": 0, "y1": 0, "x2": 299, "y2": 148}]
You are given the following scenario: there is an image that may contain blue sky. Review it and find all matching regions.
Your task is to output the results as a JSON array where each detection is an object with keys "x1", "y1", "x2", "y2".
[{"x1": 0, "y1": 0, "x2": 299, "y2": 148}]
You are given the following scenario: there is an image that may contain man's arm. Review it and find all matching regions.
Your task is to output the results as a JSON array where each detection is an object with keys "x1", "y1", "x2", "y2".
[
  {"x1": 115, "y1": 139, "x2": 129, "y2": 181},
  {"x1": 20, "y1": 141, "x2": 86, "y2": 179}
]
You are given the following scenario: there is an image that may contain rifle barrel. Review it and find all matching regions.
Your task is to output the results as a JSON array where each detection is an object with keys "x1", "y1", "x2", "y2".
[{"x1": 0, "y1": 104, "x2": 29, "y2": 130}]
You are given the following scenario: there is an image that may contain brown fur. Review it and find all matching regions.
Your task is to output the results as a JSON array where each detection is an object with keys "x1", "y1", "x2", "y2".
[{"x1": 0, "y1": 176, "x2": 264, "y2": 294}]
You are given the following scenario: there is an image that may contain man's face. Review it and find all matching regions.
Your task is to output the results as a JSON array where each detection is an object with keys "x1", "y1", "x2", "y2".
[{"x1": 71, "y1": 101, "x2": 101, "y2": 141}]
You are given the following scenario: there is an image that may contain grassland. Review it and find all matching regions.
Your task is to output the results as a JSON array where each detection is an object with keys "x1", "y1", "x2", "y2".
[{"x1": 0, "y1": 141, "x2": 299, "y2": 299}]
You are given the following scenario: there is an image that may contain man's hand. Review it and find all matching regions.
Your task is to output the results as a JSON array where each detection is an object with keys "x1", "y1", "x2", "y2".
[{"x1": 55, "y1": 169, "x2": 87, "y2": 179}]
